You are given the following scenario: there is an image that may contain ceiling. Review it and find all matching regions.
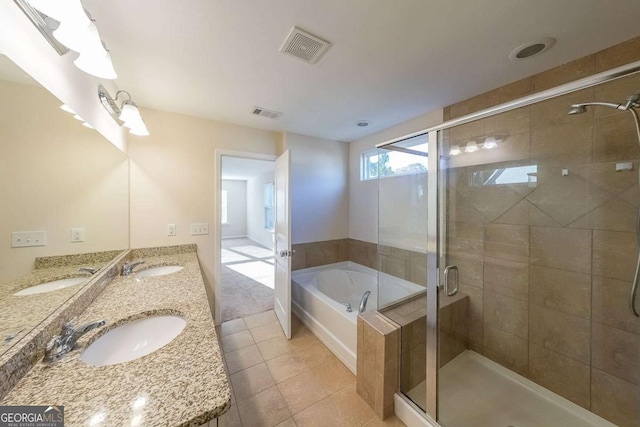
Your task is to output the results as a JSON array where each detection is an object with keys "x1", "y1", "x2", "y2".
[
  {"x1": 222, "y1": 156, "x2": 274, "y2": 180},
  {"x1": 83, "y1": 0, "x2": 640, "y2": 142}
]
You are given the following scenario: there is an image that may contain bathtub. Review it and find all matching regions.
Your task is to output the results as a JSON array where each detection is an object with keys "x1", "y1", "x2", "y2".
[{"x1": 291, "y1": 261, "x2": 425, "y2": 373}]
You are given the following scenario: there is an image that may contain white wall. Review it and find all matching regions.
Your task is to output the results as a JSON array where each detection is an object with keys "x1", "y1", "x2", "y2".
[
  {"x1": 349, "y1": 109, "x2": 444, "y2": 244},
  {"x1": 221, "y1": 180, "x2": 247, "y2": 238},
  {"x1": 284, "y1": 133, "x2": 349, "y2": 244},
  {"x1": 247, "y1": 171, "x2": 276, "y2": 249}
]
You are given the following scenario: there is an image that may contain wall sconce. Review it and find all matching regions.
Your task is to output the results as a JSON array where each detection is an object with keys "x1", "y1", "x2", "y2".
[
  {"x1": 24, "y1": 0, "x2": 117, "y2": 79},
  {"x1": 98, "y1": 85, "x2": 150, "y2": 136}
]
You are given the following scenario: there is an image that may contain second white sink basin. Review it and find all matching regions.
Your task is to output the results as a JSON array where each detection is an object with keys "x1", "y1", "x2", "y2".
[
  {"x1": 14, "y1": 277, "x2": 86, "y2": 296},
  {"x1": 136, "y1": 265, "x2": 184, "y2": 278},
  {"x1": 81, "y1": 315, "x2": 186, "y2": 366}
]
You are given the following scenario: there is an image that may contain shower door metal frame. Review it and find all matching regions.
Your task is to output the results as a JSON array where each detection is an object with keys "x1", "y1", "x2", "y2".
[{"x1": 377, "y1": 59, "x2": 640, "y2": 425}]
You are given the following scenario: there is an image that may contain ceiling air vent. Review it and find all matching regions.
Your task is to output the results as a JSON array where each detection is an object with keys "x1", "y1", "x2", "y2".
[
  {"x1": 280, "y1": 27, "x2": 331, "y2": 64},
  {"x1": 251, "y1": 106, "x2": 283, "y2": 120}
]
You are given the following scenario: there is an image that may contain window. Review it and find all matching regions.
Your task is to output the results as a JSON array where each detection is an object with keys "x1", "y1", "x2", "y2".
[
  {"x1": 471, "y1": 165, "x2": 537, "y2": 187},
  {"x1": 221, "y1": 190, "x2": 228, "y2": 224},
  {"x1": 361, "y1": 133, "x2": 429, "y2": 181},
  {"x1": 264, "y1": 182, "x2": 275, "y2": 230}
]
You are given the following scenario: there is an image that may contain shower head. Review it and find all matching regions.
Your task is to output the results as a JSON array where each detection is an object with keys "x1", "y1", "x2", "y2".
[{"x1": 568, "y1": 104, "x2": 588, "y2": 115}]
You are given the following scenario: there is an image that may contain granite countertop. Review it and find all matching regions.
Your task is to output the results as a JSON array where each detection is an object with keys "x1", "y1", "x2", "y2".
[{"x1": 1, "y1": 249, "x2": 230, "y2": 427}]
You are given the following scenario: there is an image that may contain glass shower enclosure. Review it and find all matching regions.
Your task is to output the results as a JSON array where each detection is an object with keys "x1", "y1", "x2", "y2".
[{"x1": 377, "y1": 67, "x2": 640, "y2": 427}]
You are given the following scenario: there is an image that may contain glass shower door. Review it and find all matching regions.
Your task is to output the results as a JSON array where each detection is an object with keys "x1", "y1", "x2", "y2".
[{"x1": 436, "y1": 74, "x2": 640, "y2": 427}]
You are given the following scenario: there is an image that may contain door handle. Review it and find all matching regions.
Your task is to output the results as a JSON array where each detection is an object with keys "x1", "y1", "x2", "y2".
[
  {"x1": 443, "y1": 265, "x2": 459, "y2": 297},
  {"x1": 279, "y1": 250, "x2": 292, "y2": 257}
]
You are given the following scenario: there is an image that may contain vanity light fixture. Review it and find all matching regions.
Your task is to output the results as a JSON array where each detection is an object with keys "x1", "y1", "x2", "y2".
[
  {"x1": 449, "y1": 144, "x2": 461, "y2": 156},
  {"x1": 464, "y1": 141, "x2": 479, "y2": 153},
  {"x1": 25, "y1": 0, "x2": 117, "y2": 80},
  {"x1": 98, "y1": 86, "x2": 150, "y2": 136},
  {"x1": 482, "y1": 136, "x2": 498, "y2": 149}
]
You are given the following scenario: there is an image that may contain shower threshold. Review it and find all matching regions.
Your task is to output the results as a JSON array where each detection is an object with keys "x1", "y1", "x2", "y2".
[{"x1": 405, "y1": 350, "x2": 615, "y2": 427}]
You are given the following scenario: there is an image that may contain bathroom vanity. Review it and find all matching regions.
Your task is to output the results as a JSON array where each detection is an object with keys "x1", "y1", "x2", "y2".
[{"x1": 1, "y1": 245, "x2": 231, "y2": 426}]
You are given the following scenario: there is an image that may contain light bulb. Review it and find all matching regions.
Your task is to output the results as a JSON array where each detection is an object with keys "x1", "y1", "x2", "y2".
[
  {"x1": 129, "y1": 122, "x2": 150, "y2": 136},
  {"x1": 464, "y1": 141, "x2": 478, "y2": 153},
  {"x1": 483, "y1": 136, "x2": 498, "y2": 149},
  {"x1": 73, "y1": 114, "x2": 84, "y2": 121},
  {"x1": 449, "y1": 145, "x2": 461, "y2": 156},
  {"x1": 74, "y1": 50, "x2": 118, "y2": 80},
  {"x1": 119, "y1": 102, "x2": 143, "y2": 128},
  {"x1": 82, "y1": 122, "x2": 94, "y2": 129},
  {"x1": 54, "y1": 21, "x2": 103, "y2": 54}
]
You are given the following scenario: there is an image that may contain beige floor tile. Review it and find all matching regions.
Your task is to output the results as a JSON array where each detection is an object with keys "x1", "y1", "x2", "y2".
[
  {"x1": 274, "y1": 418, "x2": 297, "y2": 427},
  {"x1": 221, "y1": 318, "x2": 248, "y2": 337},
  {"x1": 293, "y1": 397, "x2": 346, "y2": 427},
  {"x1": 330, "y1": 383, "x2": 377, "y2": 426},
  {"x1": 222, "y1": 330, "x2": 255, "y2": 353},
  {"x1": 267, "y1": 352, "x2": 309, "y2": 383},
  {"x1": 257, "y1": 335, "x2": 296, "y2": 361},
  {"x1": 245, "y1": 310, "x2": 278, "y2": 329},
  {"x1": 237, "y1": 385, "x2": 291, "y2": 427},
  {"x1": 222, "y1": 404, "x2": 241, "y2": 427},
  {"x1": 230, "y1": 362, "x2": 276, "y2": 401},
  {"x1": 251, "y1": 321, "x2": 286, "y2": 343},
  {"x1": 296, "y1": 341, "x2": 336, "y2": 369},
  {"x1": 363, "y1": 415, "x2": 406, "y2": 426},
  {"x1": 290, "y1": 327, "x2": 320, "y2": 352},
  {"x1": 278, "y1": 371, "x2": 329, "y2": 414},
  {"x1": 310, "y1": 357, "x2": 356, "y2": 394},
  {"x1": 225, "y1": 344, "x2": 265, "y2": 374}
]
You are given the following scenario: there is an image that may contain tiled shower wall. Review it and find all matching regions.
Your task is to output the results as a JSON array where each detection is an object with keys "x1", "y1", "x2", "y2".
[{"x1": 443, "y1": 72, "x2": 640, "y2": 426}]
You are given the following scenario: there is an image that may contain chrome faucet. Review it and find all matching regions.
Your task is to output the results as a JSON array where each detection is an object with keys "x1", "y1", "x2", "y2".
[
  {"x1": 341, "y1": 302, "x2": 353, "y2": 312},
  {"x1": 121, "y1": 261, "x2": 145, "y2": 276},
  {"x1": 359, "y1": 291, "x2": 371, "y2": 313},
  {"x1": 44, "y1": 320, "x2": 106, "y2": 363},
  {"x1": 78, "y1": 267, "x2": 98, "y2": 275}
]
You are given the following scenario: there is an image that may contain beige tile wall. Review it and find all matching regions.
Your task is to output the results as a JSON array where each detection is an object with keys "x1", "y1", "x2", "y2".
[{"x1": 443, "y1": 71, "x2": 640, "y2": 426}]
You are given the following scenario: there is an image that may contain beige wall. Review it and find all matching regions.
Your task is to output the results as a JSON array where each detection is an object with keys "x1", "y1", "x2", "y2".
[
  {"x1": 0, "y1": 80, "x2": 129, "y2": 283},
  {"x1": 128, "y1": 107, "x2": 280, "y2": 315}
]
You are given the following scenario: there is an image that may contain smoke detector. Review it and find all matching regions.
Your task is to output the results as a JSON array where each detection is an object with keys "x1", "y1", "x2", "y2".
[
  {"x1": 280, "y1": 27, "x2": 331, "y2": 64},
  {"x1": 250, "y1": 106, "x2": 283, "y2": 120},
  {"x1": 509, "y1": 37, "x2": 556, "y2": 61}
]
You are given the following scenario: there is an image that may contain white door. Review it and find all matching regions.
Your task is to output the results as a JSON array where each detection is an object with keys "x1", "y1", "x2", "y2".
[{"x1": 274, "y1": 150, "x2": 291, "y2": 339}]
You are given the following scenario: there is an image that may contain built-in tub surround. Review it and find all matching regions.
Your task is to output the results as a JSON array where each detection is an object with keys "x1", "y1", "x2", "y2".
[
  {"x1": 291, "y1": 261, "x2": 424, "y2": 373},
  {"x1": 2, "y1": 245, "x2": 230, "y2": 426},
  {"x1": 0, "y1": 250, "x2": 127, "y2": 399}
]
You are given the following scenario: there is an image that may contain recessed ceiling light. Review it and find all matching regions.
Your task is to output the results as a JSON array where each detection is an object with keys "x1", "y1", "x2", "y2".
[
  {"x1": 509, "y1": 37, "x2": 556, "y2": 61},
  {"x1": 357, "y1": 121, "x2": 370, "y2": 127}
]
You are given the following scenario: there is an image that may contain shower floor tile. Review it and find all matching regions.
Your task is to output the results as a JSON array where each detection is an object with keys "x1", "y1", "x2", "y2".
[{"x1": 406, "y1": 350, "x2": 615, "y2": 427}]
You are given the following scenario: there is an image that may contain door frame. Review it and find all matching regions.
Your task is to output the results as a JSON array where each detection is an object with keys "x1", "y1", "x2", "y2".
[{"x1": 213, "y1": 149, "x2": 277, "y2": 326}]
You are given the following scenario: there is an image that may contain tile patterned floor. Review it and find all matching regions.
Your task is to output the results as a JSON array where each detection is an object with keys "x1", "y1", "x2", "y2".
[
  {"x1": 217, "y1": 311, "x2": 406, "y2": 427},
  {"x1": 221, "y1": 238, "x2": 275, "y2": 322}
]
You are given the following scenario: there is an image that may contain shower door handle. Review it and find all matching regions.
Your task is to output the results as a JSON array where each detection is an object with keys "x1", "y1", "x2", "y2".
[{"x1": 443, "y1": 265, "x2": 459, "y2": 297}]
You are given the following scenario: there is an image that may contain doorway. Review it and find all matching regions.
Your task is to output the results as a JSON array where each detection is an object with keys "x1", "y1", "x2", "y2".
[{"x1": 220, "y1": 155, "x2": 276, "y2": 322}]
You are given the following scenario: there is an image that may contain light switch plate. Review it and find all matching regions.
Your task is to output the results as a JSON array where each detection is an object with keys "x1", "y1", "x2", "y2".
[
  {"x1": 167, "y1": 224, "x2": 176, "y2": 236},
  {"x1": 191, "y1": 223, "x2": 209, "y2": 235},
  {"x1": 71, "y1": 228, "x2": 85, "y2": 242},
  {"x1": 11, "y1": 231, "x2": 46, "y2": 248}
]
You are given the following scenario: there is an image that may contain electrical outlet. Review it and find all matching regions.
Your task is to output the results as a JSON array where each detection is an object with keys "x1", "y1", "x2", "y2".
[
  {"x1": 167, "y1": 224, "x2": 176, "y2": 236},
  {"x1": 11, "y1": 231, "x2": 46, "y2": 248},
  {"x1": 191, "y1": 223, "x2": 209, "y2": 235},
  {"x1": 71, "y1": 228, "x2": 85, "y2": 242}
]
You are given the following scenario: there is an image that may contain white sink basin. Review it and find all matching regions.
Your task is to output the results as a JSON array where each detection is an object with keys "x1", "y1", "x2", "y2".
[
  {"x1": 14, "y1": 277, "x2": 86, "y2": 296},
  {"x1": 81, "y1": 315, "x2": 186, "y2": 366},
  {"x1": 136, "y1": 265, "x2": 184, "y2": 278}
]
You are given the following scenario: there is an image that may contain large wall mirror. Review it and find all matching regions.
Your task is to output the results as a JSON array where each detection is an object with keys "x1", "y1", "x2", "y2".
[{"x1": 0, "y1": 55, "x2": 129, "y2": 357}]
